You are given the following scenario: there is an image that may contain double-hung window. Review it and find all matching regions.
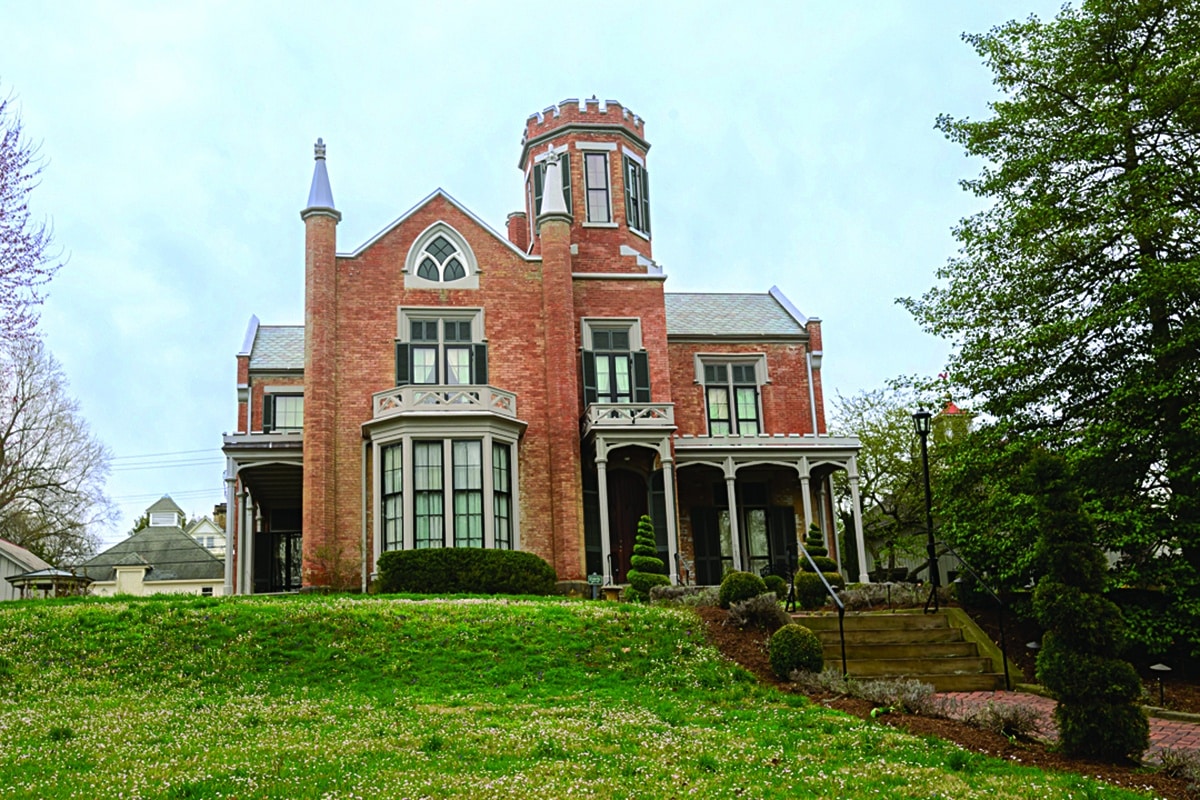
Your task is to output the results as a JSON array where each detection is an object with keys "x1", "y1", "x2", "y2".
[
  {"x1": 584, "y1": 152, "x2": 611, "y2": 223},
  {"x1": 262, "y1": 393, "x2": 303, "y2": 433},
  {"x1": 396, "y1": 315, "x2": 487, "y2": 386},
  {"x1": 704, "y1": 363, "x2": 761, "y2": 436},
  {"x1": 624, "y1": 156, "x2": 650, "y2": 235},
  {"x1": 581, "y1": 322, "x2": 650, "y2": 405}
]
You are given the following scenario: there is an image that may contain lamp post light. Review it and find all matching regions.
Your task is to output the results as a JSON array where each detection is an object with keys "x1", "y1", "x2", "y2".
[{"x1": 913, "y1": 409, "x2": 940, "y2": 613}]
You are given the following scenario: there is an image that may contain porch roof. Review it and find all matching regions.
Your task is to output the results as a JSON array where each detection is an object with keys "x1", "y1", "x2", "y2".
[{"x1": 664, "y1": 292, "x2": 806, "y2": 338}]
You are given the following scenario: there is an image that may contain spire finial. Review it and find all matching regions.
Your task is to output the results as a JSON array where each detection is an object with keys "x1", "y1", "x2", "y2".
[
  {"x1": 302, "y1": 137, "x2": 339, "y2": 219},
  {"x1": 314, "y1": 138, "x2": 326, "y2": 160},
  {"x1": 538, "y1": 146, "x2": 569, "y2": 218}
]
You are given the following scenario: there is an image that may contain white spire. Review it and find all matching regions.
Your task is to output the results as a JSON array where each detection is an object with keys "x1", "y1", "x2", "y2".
[
  {"x1": 539, "y1": 147, "x2": 569, "y2": 217},
  {"x1": 304, "y1": 138, "x2": 336, "y2": 211}
]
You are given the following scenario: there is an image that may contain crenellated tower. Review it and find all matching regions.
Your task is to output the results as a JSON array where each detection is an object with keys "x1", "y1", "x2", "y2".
[{"x1": 515, "y1": 98, "x2": 654, "y2": 275}]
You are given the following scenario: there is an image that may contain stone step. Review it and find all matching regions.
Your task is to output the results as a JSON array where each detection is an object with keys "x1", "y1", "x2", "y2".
[
  {"x1": 842, "y1": 656, "x2": 994, "y2": 676},
  {"x1": 829, "y1": 642, "x2": 979, "y2": 660},
  {"x1": 812, "y1": 627, "x2": 965, "y2": 645},
  {"x1": 858, "y1": 672, "x2": 1008, "y2": 692},
  {"x1": 793, "y1": 612, "x2": 951, "y2": 631}
]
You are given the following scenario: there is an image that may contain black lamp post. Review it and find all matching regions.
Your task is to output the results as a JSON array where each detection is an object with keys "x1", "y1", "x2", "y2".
[{"x1": 913, "y1": 409, "x2": 940, "y2": 613}]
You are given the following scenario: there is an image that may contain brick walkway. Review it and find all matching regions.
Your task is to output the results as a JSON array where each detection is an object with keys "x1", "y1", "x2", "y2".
[{"x1": 941, "y1": 690, "x2": 1200, "y2": 762}]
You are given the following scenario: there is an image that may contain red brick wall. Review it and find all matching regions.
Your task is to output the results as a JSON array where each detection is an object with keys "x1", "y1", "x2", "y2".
[
  {"x1": 246, "y1": 375, "x2": 304, "y2": 432},
  {"x1": 572, "y1": 279, "x2": 672, "y2": 404}
]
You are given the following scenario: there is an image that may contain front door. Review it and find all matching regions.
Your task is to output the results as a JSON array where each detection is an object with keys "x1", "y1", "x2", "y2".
[{"x1": 607, "y1": 470, "x2": 647, "y2": 582}]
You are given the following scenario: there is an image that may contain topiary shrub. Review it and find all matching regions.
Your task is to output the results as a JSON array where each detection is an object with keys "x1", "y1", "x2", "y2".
[
  {"x1": 799, "y1": 524, "x2": 839, "y2": 574},
  {"x1": 718, "y1": 570, "x2": 768, "y2": 609},
  {"x1": 769, "y1": 623, "x2": 824, "y2": 679},
  {"x1": 626, "y1": 515, "x2": 669, "y2": 602},
  {"x1": 793, "y1": 571, "x2": 844, "y2": 610},
  {"x1": 1027, "y1": 451, "x2": 1148, "y2": 763},
  {"x1": 763, "y1": 574, "x2": 787, "y2": 601},
  {"x1": 375, "y1": 548, "x2": 557, "y2": 595}
]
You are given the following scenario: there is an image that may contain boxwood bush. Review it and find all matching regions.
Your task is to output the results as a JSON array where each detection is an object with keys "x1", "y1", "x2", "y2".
[
  {"x1": 794, "y1": 571, "x2": 845, "y2": 610},
  {"x1": 769, "y1": 623, "x2": 824, "y2": 679},
  {"x1": 375, "y1": 548, "x2": 557, "y2": 595},
  {"x1": 718, "y1": 571, "x2": 768, "y2": 609}
]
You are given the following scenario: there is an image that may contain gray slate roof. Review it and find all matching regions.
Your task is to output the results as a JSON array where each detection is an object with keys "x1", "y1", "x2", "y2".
[
  {"x1": 250, "y1": 326, "x2": 304, "y2": 371},
  {"x1": 146, "y1": 495, "x2": 185, "y2": 516},
  {"x1": 79, "y1": 526, "x2": 223, "y2": 583},
  {"x1": 0, "y1": 539, "x2": 53, "y2": 573},
  {"x1": 664, "y1": 293, "x2": 806, "y2": 337}
]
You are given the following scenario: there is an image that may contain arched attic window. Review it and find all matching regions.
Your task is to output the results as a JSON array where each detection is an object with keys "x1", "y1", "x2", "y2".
[{"x1": 405, "y1": 223, "x2": 479, "y2": 289}]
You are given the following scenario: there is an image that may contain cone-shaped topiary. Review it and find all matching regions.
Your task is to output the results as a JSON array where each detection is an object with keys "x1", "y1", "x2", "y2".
[
  {"x1": 769, "y1": 623, "x2": 824, "y2": 679},
  {"x1": 793, "y1": 571, "x2": 845, "y2": 609},
  {"x1": 1027, "y1": 451, "x2": 1148, "y2": 763},
  {"x1": 626, "y1": 514, "x2": 669, "y2": 602},
  {"x1": 718, "y1": 570, "x2": 768, "y2": 609},
  {"x1": 799, "y1": 523, "x2": 837, "y2": 573}
]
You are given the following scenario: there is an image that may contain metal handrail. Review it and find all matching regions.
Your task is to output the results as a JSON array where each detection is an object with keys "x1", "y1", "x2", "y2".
[
  {"x1": 797, "y1": 547, "x2": 848, "y2": 679},
  {"x1": 938, "y1": 540, "x2": 1012, "y2": 691}
]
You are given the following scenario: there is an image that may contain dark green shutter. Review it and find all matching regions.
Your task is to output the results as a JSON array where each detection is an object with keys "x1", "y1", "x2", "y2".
[
  {"x1": 582, "y1": 351, "x2": 597, "y2": 405},
  {"x1": 624, "y1": 157, "x2": 635, "y2": 227},
  {"x1": 559, "y1": 154, "x2": 572, "y2": 214},
  {"x1": 651, "y1": 470, "x2": 668, "y2": 568},
  {"x1": 395, "y1": 342, "x2": 411, "y2": 386},
  {"x1": 262, "y1": 394, "x2": 273, "y2": 433},
  {"x1": 632, "y1": 351, "x2": 651, "y2": 402},
  {"x1": 471, "y1": 343, "x2": 488, "y2": 385},
  {"x1": 533, "y1": 165, "x2": 544, "y2": 216},
  {"x1": 640, "y1": 166, "x2": 650, "y2": 234}
]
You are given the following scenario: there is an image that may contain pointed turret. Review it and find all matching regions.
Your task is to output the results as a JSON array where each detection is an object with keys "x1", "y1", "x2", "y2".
[
  {"x1": 538, "y1": 150, "x2": 570, "y2": 218},
  {"x1": 302, "y1": 138, "x2": 340, "y2": 220}
]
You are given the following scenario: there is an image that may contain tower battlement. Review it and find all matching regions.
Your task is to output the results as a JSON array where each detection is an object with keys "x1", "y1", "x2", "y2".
[{"x1": 521, "y1": 98, "x2": 644, "y2": 147}]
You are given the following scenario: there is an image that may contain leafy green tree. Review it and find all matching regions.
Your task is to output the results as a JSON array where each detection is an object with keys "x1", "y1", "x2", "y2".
[{"x1": 903, "y1": 1, "x2": 1200, "y2": 650}]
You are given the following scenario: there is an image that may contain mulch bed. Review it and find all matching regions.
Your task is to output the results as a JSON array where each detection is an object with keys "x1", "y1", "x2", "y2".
[{"x1": 695, "y1": 606, "x2": 1194, "y2": 800}]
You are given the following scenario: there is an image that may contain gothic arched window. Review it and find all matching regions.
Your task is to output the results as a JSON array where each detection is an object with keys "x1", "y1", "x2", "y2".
[{"x1": 405, "y1": 224, "x2": 479, "y2": 289}]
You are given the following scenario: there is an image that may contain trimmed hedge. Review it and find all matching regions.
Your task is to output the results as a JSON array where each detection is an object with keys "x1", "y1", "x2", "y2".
[
  {"x1": 718, "y1": 571, "x2": 768, "y2": 609},
  {"x1": 769, "y1": 623, "x2": 824, "y2": 679},
  {"x1": 794, "y1": 571, "x2": 845, "y2": 610},
  {"x1": 763, "y1": 574, "x2": 787, "y2": 601},
  {"x1": 375, "y1": 548, "x2": 557, "y2": 595}
]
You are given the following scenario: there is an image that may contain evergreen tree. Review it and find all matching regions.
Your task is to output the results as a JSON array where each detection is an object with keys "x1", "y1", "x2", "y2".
[{"x1": 625, "y1": 514, "x2": 668, "y2": 602}]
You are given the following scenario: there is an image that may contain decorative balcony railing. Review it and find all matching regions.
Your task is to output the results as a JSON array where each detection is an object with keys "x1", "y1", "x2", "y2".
[
  {"x1": 372, "y1": 385, "x2": 518, "y2": 420},
  {"x1": 582, "y1": 402, "x2": 675, "y2": 436}
]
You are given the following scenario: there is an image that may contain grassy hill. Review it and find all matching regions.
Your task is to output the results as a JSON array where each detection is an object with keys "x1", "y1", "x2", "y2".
[{"x1": 0, "y1": 595, "x2": 1157, "y2": 799}]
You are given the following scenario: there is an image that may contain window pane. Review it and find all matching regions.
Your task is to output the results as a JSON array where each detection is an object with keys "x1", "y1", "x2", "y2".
[
  {"x1": 707, "y1": 386, "x2": 731, "y2": 435},
  {"x1": 414, "y1": 442, "x2": 444, "y2": 549},
  {"x1": 383, "y1": 442, "x2": 403, "y2": 552},
  {"x1": 736, "y1": 387, "x2": 759, "y2": 436},
  {"x1": 613, "y1": 356, "x2": 631, "y2": 400},
  {"x1": 428, "y1": 235, "x2": 455, "y2": 263},
  {"x1": 453, "y1": 441, "x2": 483, "y2": 548},
  {"x1": 705, "y1": 364, "x2": 727, "y2": 383},
  {"x1": 413, "y1": 347, "x2": 438, "y2": 384},
  {"x1": 747, "y1": 509, "x2": 769, "y2": 559},
  {"x1": 445, "y1": 321, "x2": 472, "y2": 341},
  {"x1": 444, "y1": 258, "x2": 465, "y2": 281},
  {"x1": 493, "y1": 443, "x2": 511, "y2": 549},
  {"x1": 412, "y1": 321, "x2": 438, "y2": 341},
  {"x1": 595, "y1": 357, "x2": 611, "y2": 398},
  {"x1": 732, "y1": 364, "x2": 756, "y2": 383},
  {"x1": 274, "y1": 395, "x2": 304, "y2": 430},
  {"x1": 593, "y1": 330, "x2": 611, "y2": 351},
  {"x1": 611, "y1": 330, "x2": 629, "y2": 351},
  {"x1": 585, "y1": 153, "x2": 610, "y2": 223},
  {"x1": 445, "y1": 347, "x2": 471, "y2": 385},
  {"x1": 417, "y1": 258, "x2": 439, "y2": 280}
]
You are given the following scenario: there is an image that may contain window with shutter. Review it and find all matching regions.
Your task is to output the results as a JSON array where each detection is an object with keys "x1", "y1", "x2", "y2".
[{"x1": 700, "y1": 357, "x2": 765, "y2": 436}]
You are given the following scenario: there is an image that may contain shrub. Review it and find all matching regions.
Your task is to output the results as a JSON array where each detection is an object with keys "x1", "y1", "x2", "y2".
[
  {"x1": 763, "y1": 574, "x2": 786, "y2": 600},
  {"x1": 961, "y1": 700, "x2": 1042, "y2": 741},
  {"x1": 718, "y1": 571, "x2": 768, "y2": 609},
  {"x1": 728, "y1": 593, "x2": 791, "y2": 631},
  {"x1": 626, "y1": 515, "x2": 669, "y2": 602},
  {"x1": 793, "y1": 571, "x2": 844, "y2": 610},
  {"x1": 803, "y1": 522, "x2": 828, "y2": 556},
  {"x1": 375, "y1": 548, "x2": 556, "y2": 595},
  {"x1": 1027, "y1": 451, "x2": 1148, "y2": 762},
  {"x1": 649, "y1": 585, "x2": 719, "y2": 607},
  {"x1": 769, "y1": 623, "x2": 823, "y2": 679}
]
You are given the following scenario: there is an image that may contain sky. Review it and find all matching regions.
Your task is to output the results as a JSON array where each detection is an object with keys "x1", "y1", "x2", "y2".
[{"x1": 3, "y1": 0, "x2": 1067, "y2": 550}]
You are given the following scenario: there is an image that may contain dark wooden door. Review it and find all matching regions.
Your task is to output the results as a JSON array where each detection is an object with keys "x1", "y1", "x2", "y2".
[{"x1": 607, "y1": 470, "x2": 647, "y2": 582}]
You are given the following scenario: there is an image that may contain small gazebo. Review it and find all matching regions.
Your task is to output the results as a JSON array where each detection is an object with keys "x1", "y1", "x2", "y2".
[{"x1": 5, "y1": 568, "x2": 93, "y2": 599}]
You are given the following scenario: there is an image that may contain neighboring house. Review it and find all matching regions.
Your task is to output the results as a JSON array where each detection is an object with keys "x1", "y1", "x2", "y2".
[
  {"x1": 222, "y1": 98, "x2": 867, "y2": 595},
  {"x1": 1, "y1": 539, "x2": 51, "y2": 601},
  {"x1": 80, "y1": 497, "x2": 225, "y2": 596},
  {"x1": 187, "y1": 516, "x2": 226, "y2": 558}
]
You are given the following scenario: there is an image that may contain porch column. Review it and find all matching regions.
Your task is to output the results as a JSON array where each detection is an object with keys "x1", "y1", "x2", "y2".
[
  {"x1": 723, "y1": 457, "x2": 743, "y2": 571},
  {"x1": 662, "y1": 456, "x2": 680, "y2": 585},
  {"x1": 239, "y1": 487, "x2": 251, "y2": 595},
  {"x1": 848, "y1": 455, "x2": 870, "y2": 583},
  {"x1": 797, "y1": 456, "x2": 814, "y2": 535},
  {"x1": 596, "y1": 449, "x2": 613, "y2": 585},
  {"x1": 223, "y1": 466, "x2": 235, "y2": 597}
]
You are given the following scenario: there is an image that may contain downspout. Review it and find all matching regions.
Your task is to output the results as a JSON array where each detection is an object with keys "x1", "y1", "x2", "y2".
[
  {"x1": 361, "y1": 438, "x2": 369, "y2": 594},
  {"x1": 805, "y1": 350, "x2": 823, "y2": 436}
]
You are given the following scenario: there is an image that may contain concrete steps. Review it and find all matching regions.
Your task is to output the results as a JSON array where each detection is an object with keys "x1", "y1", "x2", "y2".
[{"x1": 793, "y1": 609, "x2": 1009, "y2": 692}]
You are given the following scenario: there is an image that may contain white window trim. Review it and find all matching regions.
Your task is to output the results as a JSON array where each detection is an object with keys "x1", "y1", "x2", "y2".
[
  {"x1": 397, "y1": 307, "x2": 485, "y2": 342},
  {"x1": 404, "y1": 222, "x2": 480, "y2": 290},
  {"x1": 693, "y1": 353, "x2": 769, "y2": 385},
  {"x1": 620, "y1": 145, "x2": 645, "y2": 166},
  {"x1": 575, "y1": 141, "x2": 617, "y2": 151},
  {"x1": 580, "y1": 317, "x2": 643, "y2": 351}
]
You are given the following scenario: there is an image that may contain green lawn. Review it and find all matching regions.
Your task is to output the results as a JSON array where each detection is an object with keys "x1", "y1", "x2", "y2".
[{"x1": 0, "y1": 595, "x2": 1164, "y2": 799}]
